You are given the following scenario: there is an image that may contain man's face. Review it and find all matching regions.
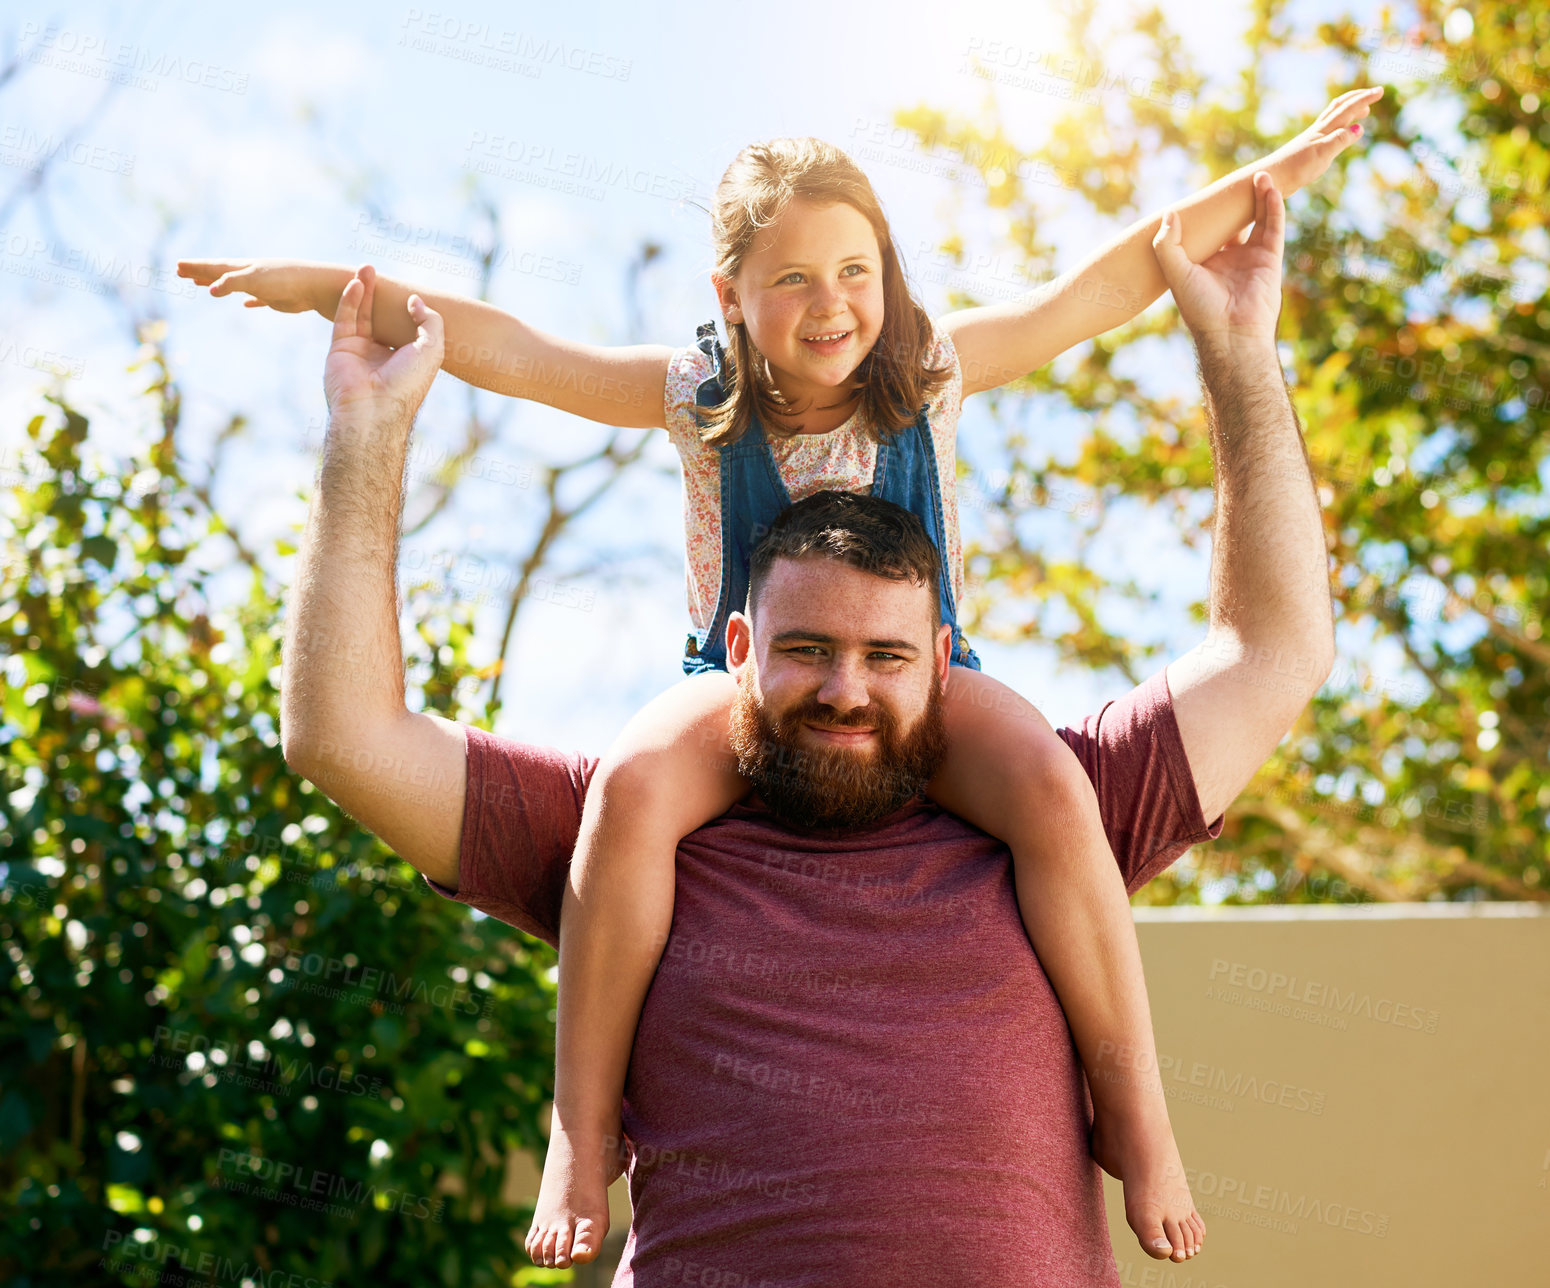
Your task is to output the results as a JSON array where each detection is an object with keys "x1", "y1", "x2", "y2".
[{"x1": 725, "y1": 555, "x2": 953, "y2": 830}]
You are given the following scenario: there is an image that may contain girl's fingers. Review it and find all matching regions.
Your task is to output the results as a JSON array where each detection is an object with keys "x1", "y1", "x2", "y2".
[
  {"x1": 1334, "y1": 96, "x2": 1377, "y2": 128},
  {"x1": 1313, "y1": 123, "x2": 1361, "y2": 163},
  {"x1": 1336, "y1": 87, "x2": 1383, "y2": 111},
  {"x1": 1318, "y1": 86, "x2": 1383, "y2": 129},
  {"x1": 1318, "y1": 90, "x2": 1361, "y2": 126},
  {"x1": 212, "y1": 268, "x2": 254, "y2": 297},
  {"x1": 185, "y1": 259, "x2": 245, "y2": 285},
  {"x1": 1330, "y1": 101, "x2": 1368, "y2": 128},
  {"x1": 1316, "y1": 92, "x2": 1352, "y2": 126}
]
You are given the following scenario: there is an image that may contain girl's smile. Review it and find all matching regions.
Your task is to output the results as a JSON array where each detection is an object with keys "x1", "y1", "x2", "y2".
[{"x1": 798, "y1": 329, "x2": 854, "y2": 360}]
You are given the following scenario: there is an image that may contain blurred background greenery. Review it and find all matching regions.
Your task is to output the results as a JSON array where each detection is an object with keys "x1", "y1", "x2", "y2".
[
  {"x1": 2, "y1": 0, "x2": 1545, "y2": 1283},
  {"x1": 905, "y1": 0, "x2": 1548, "y2": 906}
]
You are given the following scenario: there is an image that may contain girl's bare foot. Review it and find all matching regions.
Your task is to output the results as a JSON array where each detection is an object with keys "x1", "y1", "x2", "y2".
[
  {"x1": 524, "y1": 1122, "x2": 611, "y2": 1269},
  {"x1": 1090, "y1": 1107, "x2": 1205, "y2": 1262}
]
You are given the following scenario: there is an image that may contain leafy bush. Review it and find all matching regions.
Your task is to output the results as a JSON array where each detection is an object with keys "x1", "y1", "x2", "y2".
[{"x1": 1, "y1": 344, "x2": 559, "y2": 1286}]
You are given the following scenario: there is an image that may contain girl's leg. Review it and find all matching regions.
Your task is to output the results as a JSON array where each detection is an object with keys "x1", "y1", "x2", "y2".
[
  {"x1": 926, "y1": 668, "x2": 1206, "y2": 1264},
  {"x1": 525, "y1": 670, "x2": 744, "y2": 1269}
]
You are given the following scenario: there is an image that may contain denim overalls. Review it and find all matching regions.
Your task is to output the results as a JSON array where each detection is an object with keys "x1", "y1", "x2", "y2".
[{"x1": 681, "y1": 321, "x2": 983, "y2": 676}]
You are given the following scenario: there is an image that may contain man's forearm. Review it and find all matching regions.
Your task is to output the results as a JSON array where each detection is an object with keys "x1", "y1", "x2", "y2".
[
  {"x1": 1196, "y1": 338, "x2": 1333, "y2": 666},
  {"x1": 281, "y1": 407, "x2": 413, "y2": 759}
]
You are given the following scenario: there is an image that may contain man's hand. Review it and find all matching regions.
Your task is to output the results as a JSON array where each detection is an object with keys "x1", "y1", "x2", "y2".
[
  {"x1": 176, "y1": 257, "x2": 342, "y2": 314},
  {"x1": 1152, "y1": 170, "x2": 1286, "y2": 351},
  {"x1": 323, "y1": 264, "x2": 444, "y2": 423}
]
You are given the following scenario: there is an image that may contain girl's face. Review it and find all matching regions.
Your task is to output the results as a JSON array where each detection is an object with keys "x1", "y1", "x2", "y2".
[{"x1": 716, "y1": 198, "x2": 885, "y2": 412}]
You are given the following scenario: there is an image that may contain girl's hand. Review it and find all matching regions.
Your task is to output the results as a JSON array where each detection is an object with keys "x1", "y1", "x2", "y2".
[
  {"x1": 1271, "y1": 87, "x2": 1384, "y2": 194},
  {"x1": 175, "y1": 257, "x2": 334, "y2": 314}
]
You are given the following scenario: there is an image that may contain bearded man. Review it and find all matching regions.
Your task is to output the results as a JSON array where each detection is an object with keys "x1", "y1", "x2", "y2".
[
  {"x1": 282, "y1": 170, "x2": 1334, "y2": 1282},
  {"x1": 408, "y1": 488, "x2": 1235, "y2": 1285}
]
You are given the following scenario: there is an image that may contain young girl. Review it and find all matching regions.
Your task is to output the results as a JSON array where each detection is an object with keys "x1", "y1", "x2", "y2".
[{"x1": 180, "y1": 85, "x2": 1378, "y2": 1272}]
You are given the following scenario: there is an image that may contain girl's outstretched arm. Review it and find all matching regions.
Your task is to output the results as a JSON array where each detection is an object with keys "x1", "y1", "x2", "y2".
[
  {"x1": 176, "y1": 257, "x2": 671, "y2": 428},
  {"x1": 944, "y1": 87, "x2": 1383, "y2": 396}
]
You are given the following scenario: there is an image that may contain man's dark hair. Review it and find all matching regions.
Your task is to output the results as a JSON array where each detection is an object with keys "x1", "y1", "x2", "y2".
[{"x1": 746, "y1": 490, "x2": 942, "y2": 624}]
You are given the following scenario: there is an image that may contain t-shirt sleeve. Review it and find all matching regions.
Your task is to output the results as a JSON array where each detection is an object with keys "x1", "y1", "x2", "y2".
[
  {"x1": 419, "y1": 724, "x2": 598, "y2": 948},
  {"x1": 1058, "y1": 666, "x2": 1225, "y2": 895}
]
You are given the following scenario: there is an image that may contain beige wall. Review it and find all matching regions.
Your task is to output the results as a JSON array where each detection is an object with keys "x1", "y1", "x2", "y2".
[
  {"x1": 1103, "y1": 904, "x2": 1549, "y2": 1287},
  {"x1": 520, "y1": 904, "x2": 1550, "y2": 1285}
]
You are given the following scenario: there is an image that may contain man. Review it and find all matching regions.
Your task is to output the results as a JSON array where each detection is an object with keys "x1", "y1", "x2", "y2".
[{"x1": 280, "y1": 169, "x2": 1333, "y2": 1284}]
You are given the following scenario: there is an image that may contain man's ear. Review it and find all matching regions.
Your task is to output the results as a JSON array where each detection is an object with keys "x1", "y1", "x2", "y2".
[
  {"x1": 935, "y1": 621, "x2": 952, "y2": 690},
  {"x1": 712, "y1": 273, "x2": 743, "y2": 325},
  {"x1": 726, "y1": 611, "x2": 753, "y2": 677}
]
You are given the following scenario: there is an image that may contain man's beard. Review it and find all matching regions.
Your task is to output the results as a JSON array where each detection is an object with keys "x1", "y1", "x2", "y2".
[{"x1": 727, "y1": 662, "x2": 949, "y2": 832}]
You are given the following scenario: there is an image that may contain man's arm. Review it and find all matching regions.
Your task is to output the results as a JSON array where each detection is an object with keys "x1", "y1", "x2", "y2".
[
  {"x1": 279, "y1": 264, "x2": 468, "y2": 890},
  {"x1": 1153, "y1": 173, "x2": 1336, "y2": 824}
]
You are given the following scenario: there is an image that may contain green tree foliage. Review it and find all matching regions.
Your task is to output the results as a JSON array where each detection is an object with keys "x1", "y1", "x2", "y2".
[
  {"x1": 0, "y1": 332, "x2": 561, "y2": 1286},
  {"x1": 902, "y1": 0, "x2": 1549, "y2": 903}
]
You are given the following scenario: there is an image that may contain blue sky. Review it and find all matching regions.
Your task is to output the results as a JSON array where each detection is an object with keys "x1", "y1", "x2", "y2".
[{"x1": 1, "y1": 0, "x2": 1396, "y2": 752}]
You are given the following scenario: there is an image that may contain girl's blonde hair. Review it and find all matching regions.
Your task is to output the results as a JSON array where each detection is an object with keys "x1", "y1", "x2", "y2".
[{"x1": 699, "y1": 137, "x2": 952, "y2": 448}]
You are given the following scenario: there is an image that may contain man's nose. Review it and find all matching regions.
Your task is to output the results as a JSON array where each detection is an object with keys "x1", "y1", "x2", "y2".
[{"x1": 814, "y1": 656, "x2": 870, "y2": 713}]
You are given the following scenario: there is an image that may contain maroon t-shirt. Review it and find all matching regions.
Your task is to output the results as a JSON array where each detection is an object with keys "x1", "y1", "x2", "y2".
[{"x1": 426, "y1": 667, "x2": 1223, "y2": 1286}]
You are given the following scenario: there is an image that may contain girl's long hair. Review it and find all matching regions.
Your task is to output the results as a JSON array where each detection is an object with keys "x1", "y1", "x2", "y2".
[{"x1": 698, "y1": 137, "x2": 952, "y2": 447}]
